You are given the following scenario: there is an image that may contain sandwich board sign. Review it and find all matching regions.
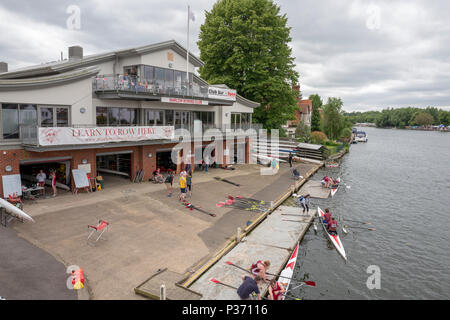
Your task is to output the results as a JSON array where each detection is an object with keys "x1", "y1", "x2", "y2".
[
  {"x1": 72, "y1": 169, "x2": 90, "y2": 188},
  {"x1": 2, "y1": 174, "x2": 22, "y2": 198}
]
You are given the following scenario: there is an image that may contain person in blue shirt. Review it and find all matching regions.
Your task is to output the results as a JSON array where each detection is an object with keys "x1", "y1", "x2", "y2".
[{"x1": 237, "y1": 275, "x2": 262, "y2": 300}]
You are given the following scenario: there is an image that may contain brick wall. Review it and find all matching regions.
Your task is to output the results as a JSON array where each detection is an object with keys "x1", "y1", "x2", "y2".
[{"x1": 0, "y1": 138, "x2": 250, "y2": 197}]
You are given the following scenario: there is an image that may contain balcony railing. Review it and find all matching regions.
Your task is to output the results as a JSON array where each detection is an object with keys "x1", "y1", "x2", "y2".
[
  {"x1": 19, "y1": 123, "x2": 262, "y2": 147},
  {"x1": 93, "y1": 74, "x2": 210, "y2": 99}
]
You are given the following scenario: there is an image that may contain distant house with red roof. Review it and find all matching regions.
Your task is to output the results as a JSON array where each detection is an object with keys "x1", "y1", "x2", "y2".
[{"x1": 284, "y1": 85, "x2": 312, "y2": 137}]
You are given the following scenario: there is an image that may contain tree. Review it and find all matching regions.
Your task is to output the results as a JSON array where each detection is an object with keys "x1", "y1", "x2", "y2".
[
  {"x1": 309, "y1": 94, "x2": 322, "y2": 132},
  {"x1": 322, "y1": 97, "x2": 346, "y2": 140},
  {"x1": 295, "y1": 121, "x2": 311, "y2": 142},
  {"x1": 197, "y1": 0, "x2": 299, "y2": 130},
  {"x1": 412, "y1": 113, "x2": 434, "y2": 126}
]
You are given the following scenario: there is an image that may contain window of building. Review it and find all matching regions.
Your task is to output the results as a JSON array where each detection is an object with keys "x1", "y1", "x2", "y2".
[
  {"x1": 2, "y1": 104, "x2": 19, "y2": 139},
  {"x1": 96, "y1": 107, "x2": 108, "y2": 125},
  {"x1": 143, "y1": 66, "x2": 154, "y2": 86},
  {"x1": 165, "y1": 69, "x2": 174, "y2": 92},
  {"x1": 165, "y1": 110, "x2": 174, "y2": 125},
  {"x1": 97, "y1": 107, "x2": 139, "y2": 126},
  {"x1": 155, "y1": 67, "x2": 165, "y2": 93}
]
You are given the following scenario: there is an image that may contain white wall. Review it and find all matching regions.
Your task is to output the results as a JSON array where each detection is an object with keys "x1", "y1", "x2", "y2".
[
  {"x1": 140, "y1": 50, "x2": 197, "y2": 73},
  {"x1": 0, "y1": 77, "x2": 94, "y2": 125}
]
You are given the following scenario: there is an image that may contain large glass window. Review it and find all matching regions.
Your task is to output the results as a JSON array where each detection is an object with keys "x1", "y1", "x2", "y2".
[
  {"x1": 96, "y1": 107, "x2": 108, "y2": 126},
  {"x1": 97, "y1": 107, "x2": 139, "y2": 126},
  {"x1": 56, "y1": 108, "x2": 69, "y2": 127},
  {"x1": 2, "y1": 104, "x2": 19, "y2": 139},
  {"x1": 165, "y1": 110, "x2": 174, "y2": 125},
  {"x1": 155, "y1": 68, "x2": 165, "y2": 93},
  {"x1": 143, "y1": 66, "x2": 154, "y2": 87},
  {"x1": 40, "y1": 107, "x2": 54, "y2": 127},
  {"x1": 165, "y1": 69, "x2": 174, "y2": 93},
  {"x1": 174, "y1": 71, "x2": 182, "y2": 94},
  {"x1": 20, "y1": 104, "x2": 38, "y2": 126}
]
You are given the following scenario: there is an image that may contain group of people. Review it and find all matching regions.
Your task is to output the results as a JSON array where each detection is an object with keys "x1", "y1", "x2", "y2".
[
  {"x1": 237, "y1": 260, "x2": 287, "y2": 300},
  {"x1": 36, "y1": 169, "x2": 57, "y2": 197},
  {"x1": 322, "y1": 208, "x2": 338, "y2": 235},
  {"x1": 321, "y1": 175, "x2": 339, "y2": 189},
  {"x1": 152, "y1": 167, "x2": 193, "y2": 201}
]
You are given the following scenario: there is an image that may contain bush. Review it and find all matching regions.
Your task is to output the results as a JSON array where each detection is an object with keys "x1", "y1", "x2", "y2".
[
  {"x1": 341, "y1": 127, "x2": 353, "y2": 139},
  {"x1": 311, "y1": 131, "x2": 328, "y2": 144}
]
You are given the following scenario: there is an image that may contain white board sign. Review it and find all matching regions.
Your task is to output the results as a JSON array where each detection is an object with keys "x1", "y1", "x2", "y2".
[
  {"x1": 2, "y1": 174, "x2": 22, "y2": 198},
  {"x1": 72, "y1": 169, "x2": 90, "y2": 188},
  {"x1": 78, "y1": 164, "x2": 91, "y2": 174}
]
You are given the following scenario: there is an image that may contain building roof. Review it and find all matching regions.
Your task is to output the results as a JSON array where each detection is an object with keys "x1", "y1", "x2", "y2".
[
  {"x1": 0, "y1": 40, "x2": 203, "y2": 80},
  {"x1": 0, "y1": 66, "x2": 100, "y2": 89},
  {"x1": 298, "y1": 99, "x2": 312, "y2": 114}
]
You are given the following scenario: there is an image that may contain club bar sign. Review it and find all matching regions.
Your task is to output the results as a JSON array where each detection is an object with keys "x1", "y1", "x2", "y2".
[
  {"x1": 208, "y1": 87, "x2": 236, "y2": 101},
  {"x1": 38, "y1": 126, "x2": 175, "y2": 146}
]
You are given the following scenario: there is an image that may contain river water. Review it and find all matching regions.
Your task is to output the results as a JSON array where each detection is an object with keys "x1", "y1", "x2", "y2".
[{"x1": 287, "y1": 127, "x2": 450, "y2": 300}]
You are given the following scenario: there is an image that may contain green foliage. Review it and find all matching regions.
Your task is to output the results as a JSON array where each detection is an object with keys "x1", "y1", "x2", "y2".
[
  {"x1": 411, "y1": 112, "x2": 434, "y2": 126},
  {"x1": 322, "y1": 97, "x2": 347, "y2": 140},
  {"x1": 341, "y1": 127, "x2": 353, "y2": 139},
  {"x1": 295, "y1": 121, "x2": 311, "y2": 142},
  {"x1": 309, "y1": 94, "x2": 322, "y2": 132},
  {"x1": 197, "y1": 0, "x2": 299, "y2": 130},
  {"x1": 311, "y1": 131, "x2": 327, "y2": 144},
  {"x1": 345, "y1": 107, "x2": 450, "y2": 128}
]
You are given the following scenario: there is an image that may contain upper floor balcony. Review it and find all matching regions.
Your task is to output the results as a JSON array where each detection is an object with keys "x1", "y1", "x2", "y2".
[{"x1": 92, "y1": 74, "x2": 237, "y2": 104}]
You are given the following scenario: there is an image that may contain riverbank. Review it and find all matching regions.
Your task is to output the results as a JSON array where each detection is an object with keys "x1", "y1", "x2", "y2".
[{"x1": 6, "y1": 161, "x2": 321, "y2": 299}]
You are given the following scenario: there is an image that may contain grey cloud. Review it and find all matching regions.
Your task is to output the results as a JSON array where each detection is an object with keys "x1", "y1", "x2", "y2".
[{"x1": 1, "y1": 0, "x2": 450, "y2": 111}]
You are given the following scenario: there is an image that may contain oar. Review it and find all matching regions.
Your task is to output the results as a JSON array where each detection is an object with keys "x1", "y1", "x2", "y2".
[
  {"x1": 210, "y1": 278, "x2": 237, "y2": 290},
  {"x1": 343, "y1": 224, "x2": 376, "y2": 231},
  {"x1": 225, "y1": 261, "x2": 316, "y2": 287}
]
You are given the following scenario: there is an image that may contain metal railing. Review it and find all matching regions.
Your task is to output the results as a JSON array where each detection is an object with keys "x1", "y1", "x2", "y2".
[{"x1": 92, "y1": 74, "x2": 209, "y2": 99}]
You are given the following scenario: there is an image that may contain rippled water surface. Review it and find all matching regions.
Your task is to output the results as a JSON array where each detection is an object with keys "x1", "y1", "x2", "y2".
[{"x1": 288, "y1": 127, "x2": 450, "y2": 300}]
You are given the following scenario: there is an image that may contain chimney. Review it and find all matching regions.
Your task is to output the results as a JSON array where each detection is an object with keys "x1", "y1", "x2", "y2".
[
  {"x1": 0, "y1": 62, "x2": 8, "y2": 73},
  {"x1": 68, "y1": 46, "x2": 83, "y2": 60}
]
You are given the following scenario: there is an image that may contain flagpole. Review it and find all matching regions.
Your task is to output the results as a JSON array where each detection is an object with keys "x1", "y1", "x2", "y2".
[{"x1": 187, "y1": 4, "x2": 190, "y2": 96}]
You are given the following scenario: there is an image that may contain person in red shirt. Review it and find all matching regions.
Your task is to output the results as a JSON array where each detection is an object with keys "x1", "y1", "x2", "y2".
[
  {"x1": 250, "y1": 260, "x2": 270, "y2": 283},
  {"x1": 327, "y1": 217, "x2": 338, "y2": 235},
  {"x1": 324, "y1": 208, "x2": 332, "y2": 224},
  {"x1": 268, "y1": 279, "x2": 286, "y2": 300}
]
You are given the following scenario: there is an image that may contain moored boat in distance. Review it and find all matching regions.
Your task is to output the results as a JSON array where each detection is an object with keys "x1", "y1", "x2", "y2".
[
  {"x1": 355, "y1": 131, "x2": 368, "y2": 142},
  {"x1": 317, "y1": 207, "x2": 346, "y2": 261}
]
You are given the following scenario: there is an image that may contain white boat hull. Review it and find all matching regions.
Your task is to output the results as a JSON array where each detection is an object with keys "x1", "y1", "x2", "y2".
[
  {"x1": 0, "y1": 198, "x2": 34, "y2": 222},
  {"x1": 279, "y1": 243, "x2": 299, "y2": 300},
  {"x1": 317, "y1": 207, "x2": 346, "y2": 260}
]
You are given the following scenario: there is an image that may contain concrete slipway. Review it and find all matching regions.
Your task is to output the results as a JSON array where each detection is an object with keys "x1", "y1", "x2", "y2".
[{"x1": 189, "y1": 205, "x2": 316, "y2": 300}]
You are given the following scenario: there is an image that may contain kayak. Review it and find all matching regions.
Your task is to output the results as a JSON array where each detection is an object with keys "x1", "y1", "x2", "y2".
[
  {"x1": 317, "y1": 207, "x2": 346, "y2": 261},
  {"x1": 330, "y1": 177, "x2": 341, "y2": 197},
  {"x1": 331, "y1": 185, "x2": 339, "y2": 197},
  {"x1": 279, "y1": 243, "x2": 299, "y2": 300}
]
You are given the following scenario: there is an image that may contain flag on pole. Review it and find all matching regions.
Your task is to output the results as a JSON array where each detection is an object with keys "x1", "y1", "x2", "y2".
[{"x1": 189, "y1": 7, "x2": 195, "y2": 22}]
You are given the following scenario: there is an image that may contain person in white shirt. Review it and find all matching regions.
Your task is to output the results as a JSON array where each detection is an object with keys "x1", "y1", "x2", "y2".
[{"x1": 36, "y1": 170, "x2": 46, "y2": 195}]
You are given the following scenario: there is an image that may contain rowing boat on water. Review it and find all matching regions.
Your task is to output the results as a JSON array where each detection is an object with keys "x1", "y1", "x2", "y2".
[
  {"x1": 330, "y1": 185, "x2": 339, "y2": 197},
  {"x1": 278, "y1": 243, "x2": 299, "y2": 300},
  {"x1": 317, "y1": 207, "x2": 346, "y2": 261}
]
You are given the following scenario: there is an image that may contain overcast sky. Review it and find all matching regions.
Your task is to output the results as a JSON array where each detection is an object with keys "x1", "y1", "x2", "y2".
[{"x1": 1, "y1": 0, "x2": 450, "y2": 112}]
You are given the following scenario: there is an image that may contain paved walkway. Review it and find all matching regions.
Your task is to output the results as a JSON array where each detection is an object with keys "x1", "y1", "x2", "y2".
[
  {"x1": 7, "y1": 162, "x2": 318, "y2": 299},
  {"x1": 0, "y1": 227, "x2": 77, "y2": 300}
]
